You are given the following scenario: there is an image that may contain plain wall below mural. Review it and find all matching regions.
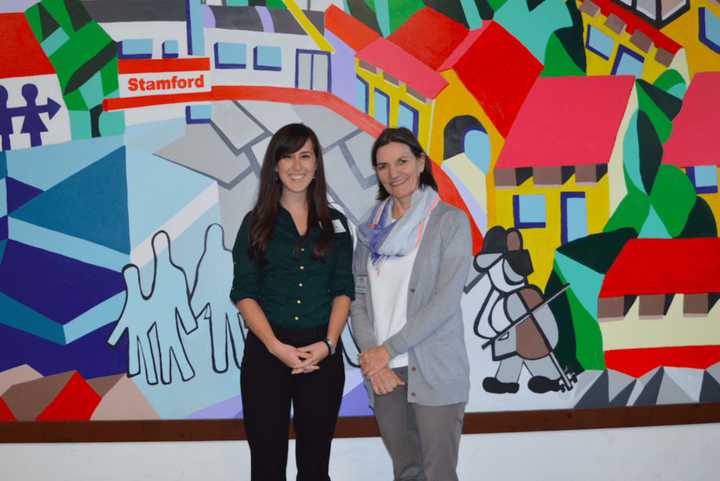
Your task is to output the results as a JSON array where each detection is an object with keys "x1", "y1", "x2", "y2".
[{"x1": 1, "y1": 423, "x2": 719, "y2": 480}]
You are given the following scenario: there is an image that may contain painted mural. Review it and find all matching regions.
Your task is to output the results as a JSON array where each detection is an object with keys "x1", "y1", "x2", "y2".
[{"x1": 0, "y1": 0, "x2": 719, "y2": 422}]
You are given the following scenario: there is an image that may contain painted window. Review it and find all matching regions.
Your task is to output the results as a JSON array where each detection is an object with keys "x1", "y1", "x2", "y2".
[
  {"x1": 253, "y1": 46, "x2": 282, "y2": 71},
  {"x1": 162, "y1": 40, "x2": 179, "y2": 58},
  {"x1": 214, "y1": 42, "x2": 247, "y2": 69},
  {"x1": 463, "y1": 128, "x2": 491, "y2": 174},
  {"x1": 118, "y1": 39, "x2": 153, "y2": 59},
  {"x1": 688, "y1": 166, "x2": 719, "y2": 194},
  {"x1": 612, "y1": 45, "x2": 644, "y2": 77},
  {"x1": 374, "y1": 90, "x2": 390, "y2": 125},
  {"x1": 355, "y1": 76, "x2": 369, "y2": 113},
  {"x1": 586, "y1": 25, "x2": 614, "y2": 60},
  {"x1": 561, "y1": 192, "x2": 588, "y2": 244},
  {"x1": 397, "y1": 101, "x2": 418, "y2": 135},
  {"x1": 514, "y1": 194, "x2": 546, "y2": 229},
  {"x1": 700, "y1": 7, "x2": 720, "y2": 53}
]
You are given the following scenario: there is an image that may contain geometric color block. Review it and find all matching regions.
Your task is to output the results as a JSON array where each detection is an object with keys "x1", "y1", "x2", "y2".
[
  {"x1": 36, "y1": 371, "x2": 101, "y2": 420},
  {"x1": 514, "y1": 194, "x2": 546, "y2": 228},
  {"x1": 700, "y1": 7, "x2": 720, "y2": 53},
  {"x1": 119, "y1": 39, "x2": 154, "y2": 59},
  {"x1": 162, "y1": 40, "x2": 179, "y2": 58},
  {"x1": 253, "y1": 45, "x2": 282, "y2": 71},
  {"x1": 5, "y1": 177, "x2": 42, "y2": 214},
  {"x1": 79, "y1": 72, "x2": 105, "y2": 108},
  {"x1": 185, "y1": 104, "x2": 212, "y2": 124},
  {"x1": 0, "y1": 364, "x2": 42, "y2": 397},
  {"x1": 688, "y1": 165, "x2": 719, "y2": 194},
  {"x1": 11, "y1": 147, "x2": 130, "y2": 254},
  {"x1": 374, "y1": 89, "x2": 389, "y2": 126},
  {"x1": 561, "y1": 192, "x2": 588, "y2": 244},
  {"x1": 612, "y1": 45, "x2": 644, "y2": 77},
  {"x1": 1, "y1": 371, "x2": 75, "y2": 421},
  {"x1": 355, "y1": 76, "x2": 369, "y2": 113},
  {"x1": 0, "y1": 398, "x2": 14, "y2": 421},
  {"x1": 99, "y1": 109, "x2": 125, "y2": 137},
  {"x1": 397, "y1": 101, "x2": 418, "y2": 135},
  {"x1": 214, "y1": 42, "x2": 247, "y2": 69},
  {"x1": 41, "y1": 26, "x2": 69, "y2": 56},
  {"x1": 90, "y1": 375, "x2": 159, "y2": 420},
  {"x1": 586, "y1": 25, "x2": 614, "y2": 60}
]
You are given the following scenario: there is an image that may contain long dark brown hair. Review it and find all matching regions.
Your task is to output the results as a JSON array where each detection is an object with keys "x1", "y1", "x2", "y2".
[
  {"x1": 248, "y1": 123, "x2": 333, "y2": 262},
  {"x1": 370, "y1": 127, "x2": 438, "y2": 200}
]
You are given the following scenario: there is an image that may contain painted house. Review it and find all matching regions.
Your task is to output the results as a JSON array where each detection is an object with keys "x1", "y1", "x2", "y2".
[
  {"x1": 0, "y1": 13, "x2": 70, "y2": 152},
  {"x1": 660, "y1": 0, "x2": 720, "y2": 78},
  {"x1": 663, "y1": 72, "x2": 720, "y2": 226},
  {"x1": 578, "y1": 0, "x2": 685, "y2": 82},
  {"x1": 598, "y1": 238, "x2": 720, "y2": 375},
  {"x1": 493, "y1": 75, "x2": 636, "y2": 285}
]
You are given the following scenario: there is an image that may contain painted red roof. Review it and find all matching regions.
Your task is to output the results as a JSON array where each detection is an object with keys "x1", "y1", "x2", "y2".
[
  {"x1": 600, "y1": 238, "x2": 720, "y2": 297},
  {"x1": 440, "y1": 21, "x2": 542, "y2": 137},
  {"x1": 592, "y1": 0, "x2": 681, "y2": 53},
  {"x1": 357, "y1": 38, "x2": 449, "y2": 99},
  {"x1": 0, "y1": 13, "x2": 55, "y2": 79},
  {"x1": 663, "y1": 72, "x2": 720, "y2": 168},
  {"x1": 387, "y1": 7, "x2": 468, "y2": 71},
  {"x1": 496, "y1": 76, "x2": 635, "y2": 169},
  {"x1": 324, "y1": 5, "x2": 380, "y2": 52}
]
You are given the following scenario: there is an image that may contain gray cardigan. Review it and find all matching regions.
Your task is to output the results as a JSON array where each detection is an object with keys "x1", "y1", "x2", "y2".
[{"x1": 350, "y1": 201, "x2": 472, "y2": 406}]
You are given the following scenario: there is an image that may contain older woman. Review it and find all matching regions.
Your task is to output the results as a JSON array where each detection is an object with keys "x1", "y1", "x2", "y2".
[{"x1": 351, "y1": 127, "x2": 471, "y2": 481}]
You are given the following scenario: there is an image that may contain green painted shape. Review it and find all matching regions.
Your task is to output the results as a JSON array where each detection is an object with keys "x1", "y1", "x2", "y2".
[
  {"x1": 265, "y1": 0, "x2": 286, "y2": 8},
  {"x1": 557, "y1": 227, "x2": 637, "y2": 274},
  {"x1": 69, "y1": 110, "x2": 92, "y2": 139},
  {"x1": 668, "y1": 83, "x2": 687, "y2": 98},
  {"x1": 488, "y1": 0, "x2": 508, "y2": 10},
  {"x1": 50, "y1": 22, "x2": 112, "y2": 92},
  {"x1": 494, "y1": 0, "x2": 571, "y2": 61},
  {"x1": 79, "y1": 72, "x2": 104, "y2": 108},
  {"x1": 542, "y1": 32, "x2": 585, "y2": 76},
  {"x1": 638, "y1": 204, "x2": 671, "y2": 238},
  {"x1": 679, "y1": 197, "x2": 718, "y2": 238},
  {"x1": 637, "y1": 110, "x2": 662, "y2": 194},
  {"x1": 604, "y1": 190, "x2": 650, "y2": 233},
  {"x1": 474, "y1": 0, "x2": 496, "y2": 19},
  {"x1": 99, "y1": 109, "x2": 125, "y2": 137},
  {"x1": 636, "y1": 81, "x2": 673, "y2": 143},
  {"x1": 621, "y1": 111, "x2": 646, "y2": 194},
  {"x1": 100, "y1": 58, "x2": 119, "y2": 95},
  {"x1": 555, "y1": 251, "x2": 603, "y2": 324},
  {"x1": 42, "y1": 27, "x2": 69, "y2": 56},
  {"x1": 460, "y1": 0, "x2": 483, "y2": 28},
  {"x1": 43, "y1": 0, "x2": 76, "y2": 35},
  {"x1": 554, "y1": 261, "x2": 605, "y2": 370},
  {"x1": 23, "y1": 5, "x2": 45, "y2": 41},
  {"x1": 64, "y1": 89, "x2": 87, "y2": 111},
  {"x1": 638, "y1": 79, "x2": 682, "y2": 121},
  {"x1": 545, "y1": 271, "x2": 583, "y2": 374},
  {"x1": 654, "y1": 69, "x2": 686, "y2": 95},
  {"x1": 370, "y1": 0, "x2": 423, "y2": 35},
  {"x1": 226, "y1": 0, "x2": 250, "y2": 5},
  {"x1": 649, "y1": 165, "x2": 696, "y2": 237}
]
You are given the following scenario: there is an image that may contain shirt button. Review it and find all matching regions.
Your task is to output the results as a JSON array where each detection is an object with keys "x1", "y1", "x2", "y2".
[
  {"x1": 297, "y1": 299, "x2": 302, "y2": 304},
  {"x1": 411, "y1": 392, "x2": 416, "y2": 397},
  {"x1": 301, "y1": 247, "x2": 305, "y2": 252},
  {"x1": 300, "y1": 265, "x2": 305, "y2": 270},
  {"x1": 294, "y1": 316, "x2": 299, "y2": 321},
  {"x1": 411, "y1": 367, "x2": 416, "y2": 372},
  {"x1": 298, "y1": 282, "x2": 303, "y2": 287}
]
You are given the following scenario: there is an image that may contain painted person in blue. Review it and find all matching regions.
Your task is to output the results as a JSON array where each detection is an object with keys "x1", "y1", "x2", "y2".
[{"x1": 230, "y1": 124, "x2": 354, "y2": 481}]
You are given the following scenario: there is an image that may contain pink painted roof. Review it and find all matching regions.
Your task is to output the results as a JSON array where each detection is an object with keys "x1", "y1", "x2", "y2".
[
  {"x1": 663, "y1": 72, "x2": 720, "y2": 168},
  {"x1": 356, "y1": 37, "x2": 448, "y2": 99},
  {"x1": 496, "y1": 76, "x2": 635, "y2": 169}
]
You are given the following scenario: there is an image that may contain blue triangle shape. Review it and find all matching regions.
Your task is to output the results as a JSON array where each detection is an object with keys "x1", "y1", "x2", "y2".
[
  {"x1": 6, "y1": 178, "x2": 43, "y2": 214},
  {"x1": 11, "y1": 147, "x2": 130, "y2": 253}
]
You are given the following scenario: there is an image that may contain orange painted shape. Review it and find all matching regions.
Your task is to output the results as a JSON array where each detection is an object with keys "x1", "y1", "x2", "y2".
[
  {"x1": 605, "y1": 345, "x2": 720, "y2": 378},
  {"x1": 118, "y1": 57, "x2": 211, "y2": 74},
  {"x1": 36, "y1": 372, "x2": 101, "y2": 421},
  {"x1": 324, "y1": 5, "x2": 379, "y2": 51}
]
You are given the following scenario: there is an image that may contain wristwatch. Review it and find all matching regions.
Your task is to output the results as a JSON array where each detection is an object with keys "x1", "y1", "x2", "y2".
[{"x1": 323, "y1": 338, "x2": 336, "y2": 356}]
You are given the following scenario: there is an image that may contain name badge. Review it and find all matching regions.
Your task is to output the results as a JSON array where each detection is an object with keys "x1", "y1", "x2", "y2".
[
  {"x1": 355, "y1": 275, "x2": 368, "y2": 294},
  {"x1": 332, "y1": 219, "x2": 346, "y2": 233}
]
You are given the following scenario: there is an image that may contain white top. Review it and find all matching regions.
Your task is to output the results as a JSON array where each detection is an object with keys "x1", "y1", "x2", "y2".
[{"x1": 368, "y1": 242, "x2": 419, "y2": 368}]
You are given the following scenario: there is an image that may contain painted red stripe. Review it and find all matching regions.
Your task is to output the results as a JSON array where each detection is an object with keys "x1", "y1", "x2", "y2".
[
  {"x1": 118, "y1": 57, "x2": 211, "y2": 74},
  {"x1": 604, "y1": 345, "x2": 720, "y2": 378}
]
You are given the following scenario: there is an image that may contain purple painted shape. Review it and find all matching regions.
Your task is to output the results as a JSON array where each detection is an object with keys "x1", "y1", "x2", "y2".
[
  {"x1": 255, "y1": 6, "x2": 274, "y2": 33},
  {"x1": 187, "y1": 394, "x2": 243, "y2": 419},
  {"x1": 0, "y1": 217, "x2": 7, "y2": 240},
  {"x1": 0, "y1": 0, "x2": 38, "y2": 13},
  {"x1": 202, "y1": 5, "x2": 215, "y2": 28},
  {"x1": 0, "y1": 321, "x2": 128, "y2": 378},
  {"x1": 325, "y1": 31, "x2": 357, "y2": 106},
  {"x1": 6, "y1": 177, "x2": 42, "y2": 214},
  {"x1": 338, "y1": 381, "x2": 373, "y2": 417},
  {"x1": 0, "y1": 241, "x2": 125, "y2": 324}
]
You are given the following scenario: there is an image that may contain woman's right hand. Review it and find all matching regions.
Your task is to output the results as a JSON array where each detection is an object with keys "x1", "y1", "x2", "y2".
[
  {"x1": 268, "y1": 340, "x2": 313, "y2": 370},
  {"x1": 370, "y1": 367, "x2": 405, "y2": 395}
]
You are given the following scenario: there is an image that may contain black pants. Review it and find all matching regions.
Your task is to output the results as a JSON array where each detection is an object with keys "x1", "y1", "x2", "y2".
[{"x1": 241, "y1": 325, "x2": 345, "y2": 481}]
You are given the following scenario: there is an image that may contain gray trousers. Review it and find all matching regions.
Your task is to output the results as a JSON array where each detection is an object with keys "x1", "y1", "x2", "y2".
[{"x1": 373, "y1": 368, "x2": 465, "y2": 481}]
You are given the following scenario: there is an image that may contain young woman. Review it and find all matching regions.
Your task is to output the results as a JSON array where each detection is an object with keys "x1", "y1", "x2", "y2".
[
  {"x1": 351, "y1": 127, "x2": 471, "y2": 481},
  {"x1": 230, "y1": 123, "x2": 354, "y2": 481}
]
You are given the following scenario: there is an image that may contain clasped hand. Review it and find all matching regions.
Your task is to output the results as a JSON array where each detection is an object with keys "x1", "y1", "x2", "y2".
[
  {"x1": 271, "y1": 340, "x2": 328, "y2": 374},
  {"x1": 360, "y1": 346, "x2": 404, "y2": 395}
]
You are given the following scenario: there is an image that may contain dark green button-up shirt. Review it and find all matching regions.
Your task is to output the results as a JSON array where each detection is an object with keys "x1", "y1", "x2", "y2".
[{"x1": 230, "y1": 207, "x2": 354, "y2": 328}]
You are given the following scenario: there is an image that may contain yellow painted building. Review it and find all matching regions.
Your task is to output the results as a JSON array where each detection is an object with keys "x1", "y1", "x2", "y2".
[{"x1": 661, "y1": 0, "x2": 720, "y2": 77}]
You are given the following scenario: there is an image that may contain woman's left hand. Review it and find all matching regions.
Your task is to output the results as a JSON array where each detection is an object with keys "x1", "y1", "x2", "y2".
[
  {"x1": 293, "y1": 341, "x2": 330, "y2": 374},
  {"x1": 360, "y1": 346, "x2": 391, "y2": 377}
]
